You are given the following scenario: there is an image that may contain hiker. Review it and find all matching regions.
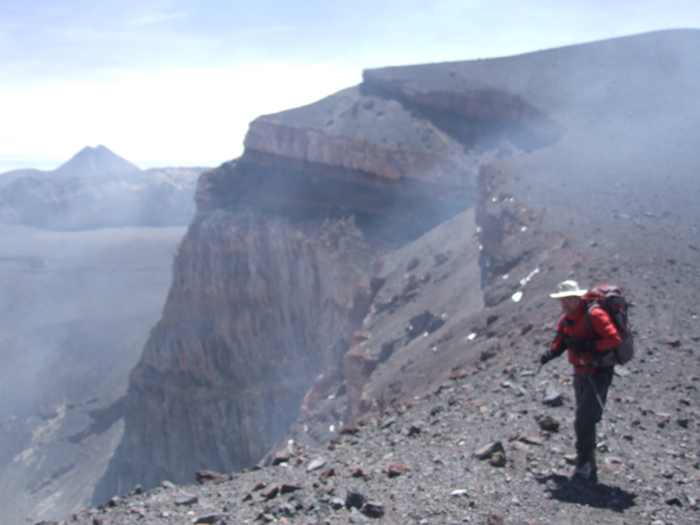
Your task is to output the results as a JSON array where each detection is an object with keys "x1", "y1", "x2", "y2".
[{"x1": 539, "y1": 280, "x2": 621, "y2": 483}]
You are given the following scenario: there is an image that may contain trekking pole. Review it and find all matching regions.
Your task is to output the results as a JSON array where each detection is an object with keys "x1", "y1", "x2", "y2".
[{"x1": 584, "y1": 364, "x2": 627, "y2": 462}]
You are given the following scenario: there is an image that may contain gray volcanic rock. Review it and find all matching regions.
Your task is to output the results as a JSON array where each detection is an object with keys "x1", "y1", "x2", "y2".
[
  {"x1": 197, "y1": 86, "x2": 482, "y2": 243},
  {"x1": 244, "y1": 86, "x2": 470, "y2": 185},
  {"x1": 94, "y1": 208, "x2": 376, "y2": 500}
]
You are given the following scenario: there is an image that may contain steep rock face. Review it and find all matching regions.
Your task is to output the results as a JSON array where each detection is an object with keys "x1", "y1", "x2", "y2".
[
  {"x1": 96, "y1": 32, "x2": 572, "y2": 500},
  {"x1": 244, "y1": 86, "x2": 470, "y2": 185},
  {"x1": 197, "y1": 86, "x2": 483, "y2": 243},
  {"x1": 95, "y1": 208, "x2": 374, "y2": 499}
]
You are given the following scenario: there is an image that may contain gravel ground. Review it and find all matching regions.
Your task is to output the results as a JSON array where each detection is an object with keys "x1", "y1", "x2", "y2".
[{"x1": 56, "y1": 319, "x2": 699, "y2": 525}]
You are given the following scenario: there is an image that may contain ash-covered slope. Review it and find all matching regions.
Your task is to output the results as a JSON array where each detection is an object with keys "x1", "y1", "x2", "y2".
[{"x1": 95, "y1": 29, "x2": 700, "y2": 517}]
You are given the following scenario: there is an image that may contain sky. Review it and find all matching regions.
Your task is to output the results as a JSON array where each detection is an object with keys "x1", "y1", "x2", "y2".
[{"x1": 1, "y1": 0, "x2": 699, "y2": 172}]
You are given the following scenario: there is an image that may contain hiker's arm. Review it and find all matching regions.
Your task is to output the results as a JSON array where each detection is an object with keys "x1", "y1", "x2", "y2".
[
  {"x1": 540, "y1": 324, "x2": 567, "y2": 364},
  {"x1": 551, "y1": 332, "x2": 567, "y2": 355},
  {"x1": 550, "y1": 316, "x2": 569, "y2": 355},
  {"x1": 589, "y1": 308, "x2": 622, "y2": 351}
]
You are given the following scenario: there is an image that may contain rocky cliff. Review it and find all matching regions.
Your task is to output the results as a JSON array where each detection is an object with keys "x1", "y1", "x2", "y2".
[
  {"x1": 95, "y1": 28, "x2": 700, "y2": 509},
  {"x1": 94, "y1": 207, "x2": 376, "y2": 497}
]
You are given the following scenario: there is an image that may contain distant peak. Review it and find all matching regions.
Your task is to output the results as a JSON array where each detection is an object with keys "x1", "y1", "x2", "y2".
[{"x1": 52, "y1": 145, "x2": 142, "y2": 179}]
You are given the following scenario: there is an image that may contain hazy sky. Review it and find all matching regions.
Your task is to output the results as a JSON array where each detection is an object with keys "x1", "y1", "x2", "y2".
[{"x1": 1, "y1": 0, "x2": 699, "y2": 171}]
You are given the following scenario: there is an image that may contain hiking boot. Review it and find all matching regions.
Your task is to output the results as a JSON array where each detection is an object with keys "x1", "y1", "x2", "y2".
[{"x1": 572, "y1": 458, "x2": 597, "y2": 483}]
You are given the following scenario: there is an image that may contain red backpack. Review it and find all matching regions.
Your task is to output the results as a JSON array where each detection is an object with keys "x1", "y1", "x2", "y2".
[{"x1": 583, "y1": 285, "x2": 634, "y2": 366}]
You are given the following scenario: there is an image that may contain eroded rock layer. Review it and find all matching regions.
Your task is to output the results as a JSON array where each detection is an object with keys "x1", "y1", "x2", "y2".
[{"x1": 94, "y1": 208, "x2": 374, "y2": 499}]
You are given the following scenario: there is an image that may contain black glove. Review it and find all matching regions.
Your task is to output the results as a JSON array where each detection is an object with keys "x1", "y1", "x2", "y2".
[
  {"x1": 561, "y1": 334, "x2": 596, "y2": 355},
  {"x1": 540, "y1": 348, "x2": 556, "y2": 365}
]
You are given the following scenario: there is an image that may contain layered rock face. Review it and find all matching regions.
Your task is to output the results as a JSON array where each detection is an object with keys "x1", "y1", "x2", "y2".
[
  {"x1": 98, "y1": 64, "x2": 533, "y2": 498},
  {"x1": 94, "y1": 207, "x2": 374, "y2": 498},
  {"x1": 196, "y1": 82, "x2": 556, "y2": 242},
  {"x1": 95, "y1": 33, "x2": 571, "y2": 500}
]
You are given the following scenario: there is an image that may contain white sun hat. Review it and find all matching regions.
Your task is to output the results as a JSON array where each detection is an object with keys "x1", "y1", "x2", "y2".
[{"x1": 549, "y1": 280, "x2": 588, "y2": 299}]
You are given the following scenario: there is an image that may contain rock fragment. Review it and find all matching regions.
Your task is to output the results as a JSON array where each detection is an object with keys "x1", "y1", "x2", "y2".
[
  {"x1": 195, "y1": 470, "x2": 230, "y2": 484},
  {"x1": 361, "y1": 501, "x2": 385, "y2": 518},
  {"x1": 319, "y1": 467, "x2": 336, "y2": 479},
  {"x1": 349, "y1": 508, "x2": 370, "y2": 523},
  {"x1": 279, "y1": 502, "x2": 297, "y2": 516},
  {"x1": 407, "y1": 423, "x2": 422, "y2": 436},
  {"x1": 280, "y1": 483, "x2": 302, "y2": 494},
  {"x1": 173, "y1": 492, "x2": 198, "y2": 506},
  {"x1": 260, "y1": 484, "x2": 279, "y2": 500},
  {"x1": 489, "y1": 451, "x2": 507, "y2": 467},
  {"x1": 346, "y1": 487, "x2": 368, "y2": 509},
  {"x1": 387, "y1": 460, "x2": 408, "y2": 477},
  {"x1": 340, "y1": 423, "x2": 361, "y2": 436},
  {"x1": 519, "y1": 435, "x2": 544, "y2": 446},
  {"x1": 542, "y1": 385, "x2": 562, "y2": 407},
  {"x1": 307, "y1": 457, "x2": 326, "y2": 472},
  {"x1": 665, "y1": 496, "x2": 683, "y2": 506},
  {"x1": 195, "y1": 514, "x2": 229, "y2": 524},
  {"x1": 535, "y1": 413, "x2": 560, "y2": 432},
  {"x1": 271, "y1": 440, "x2": 295, "y2": 465},
  {"x1": 380, "y1": 415, "x2": 397, "y2": 429},
  {"x1": 474, "y1": 441, "x2": 505, "y2": 460},
  {"x1": 487, "y1": 514, "x2": 506, "y2": 525},
  {"x1": 330, "y1": 497, "x2": 345, "y2": 510}
]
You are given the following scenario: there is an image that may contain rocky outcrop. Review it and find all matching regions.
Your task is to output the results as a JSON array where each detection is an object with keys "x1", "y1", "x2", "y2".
[
  {"x1": 362, "y1": 68, "x2": 562, "y2": 152},
  {"x1": 196, "y1": 86, "x2": 480, "y2": 243},
  {"x1": 96, "y1": 34, "x2": 570, "y2": 501},
  {"x1": 94, "y1": 208, "x2": 375, "y2": 499},
  {"x1": 243, "y1": 86, "x2": 470, "y2": 185}
]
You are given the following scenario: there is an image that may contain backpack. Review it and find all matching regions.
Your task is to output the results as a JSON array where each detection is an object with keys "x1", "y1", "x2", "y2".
[{"x1": 583, "y1": 285, "x2": 634, "y2": 366}]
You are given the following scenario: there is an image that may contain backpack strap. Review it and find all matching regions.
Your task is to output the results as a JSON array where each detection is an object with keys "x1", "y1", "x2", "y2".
[
  {"x1": 583, "y1": 301, "x2": 601, "y2": 340},
  {"x1": 584, "y1": 301, "x2": 616, "y2": 368}
]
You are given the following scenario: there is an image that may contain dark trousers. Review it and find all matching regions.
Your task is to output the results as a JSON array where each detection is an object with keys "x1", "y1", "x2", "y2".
[{"x1": 572, "y1": 367, "x2": 614, "y2": 463}]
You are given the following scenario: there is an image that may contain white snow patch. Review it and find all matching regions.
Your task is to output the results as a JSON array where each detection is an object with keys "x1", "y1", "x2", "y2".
[{"x1": 519, "y1": 267, "x2": 540, "y2": 287}]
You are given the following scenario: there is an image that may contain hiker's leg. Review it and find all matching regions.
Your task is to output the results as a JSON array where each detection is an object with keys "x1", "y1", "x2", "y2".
[
  {"x1": 574, "y1": 372, "x2": 599, "y2": 462},
  {"x1": 574, "y1": 368, "x2": 613, "y2": 461}
]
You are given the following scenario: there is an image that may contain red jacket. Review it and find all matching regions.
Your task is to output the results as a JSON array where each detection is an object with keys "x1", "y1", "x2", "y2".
[{"x1": 552, "y1": 301, "x2": 621, "y2": 373}]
